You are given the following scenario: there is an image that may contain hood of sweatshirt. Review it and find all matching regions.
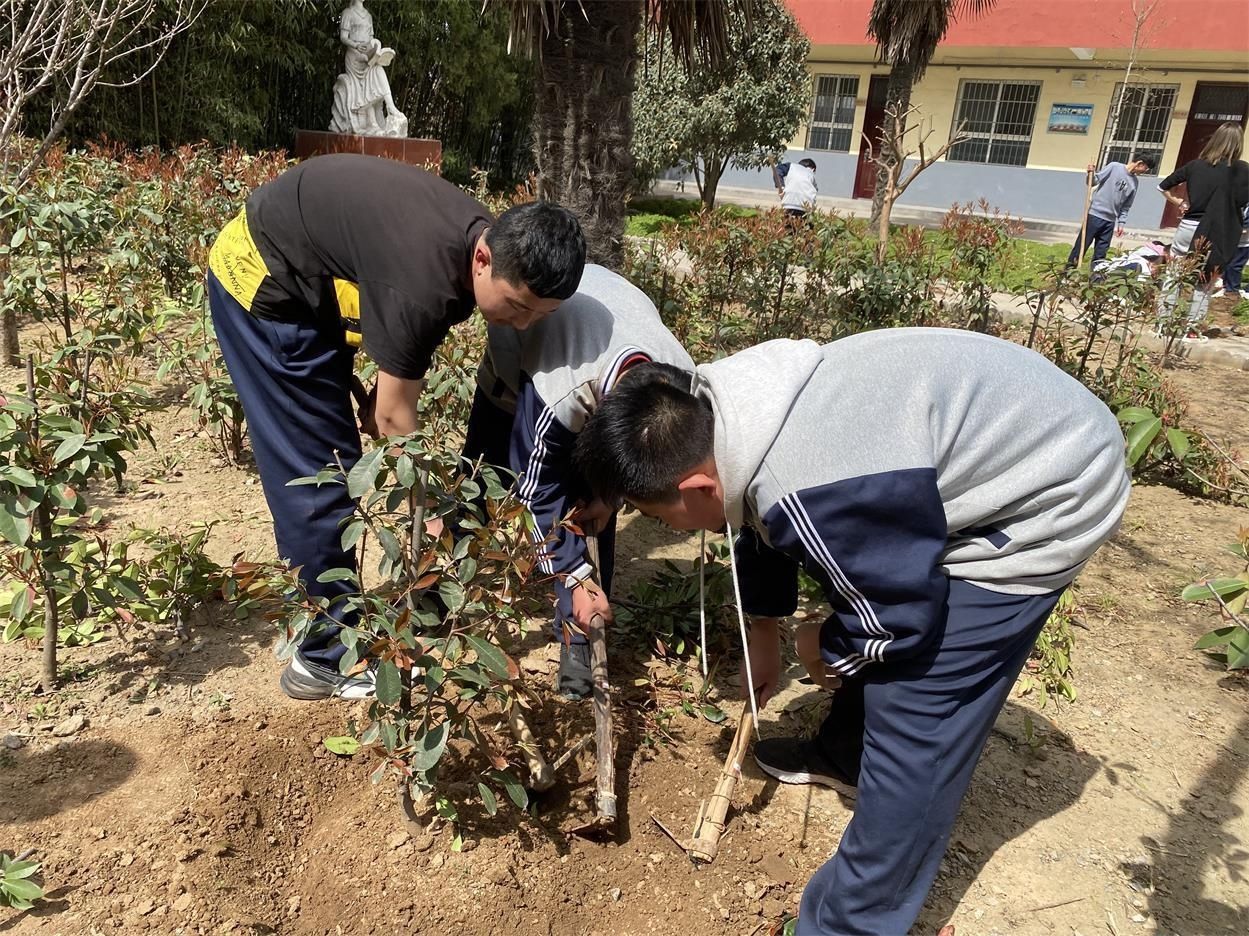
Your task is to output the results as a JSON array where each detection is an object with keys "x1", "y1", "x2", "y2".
[{"x1": 690, "y1": 338, "x2": 825, "y2": 531}]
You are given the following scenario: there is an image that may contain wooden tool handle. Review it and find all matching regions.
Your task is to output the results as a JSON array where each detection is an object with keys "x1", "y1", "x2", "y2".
[{"x1": 585, "y1": 535, "x2": 617, "y2": 822}]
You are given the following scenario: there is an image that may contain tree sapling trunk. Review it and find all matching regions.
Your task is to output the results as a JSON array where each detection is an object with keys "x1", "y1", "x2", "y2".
[{"x1": 27, "y1": 357, "x2": 58, "y2": 688}]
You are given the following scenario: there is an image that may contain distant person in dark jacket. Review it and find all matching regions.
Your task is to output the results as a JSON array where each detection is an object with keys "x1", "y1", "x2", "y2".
[
  {"x1": 1067, "y1": 155, "x2": 1155, "y2": 268},
  {"x1": 1158, "y1": 123, "x2": 1249, "y2": 328}
]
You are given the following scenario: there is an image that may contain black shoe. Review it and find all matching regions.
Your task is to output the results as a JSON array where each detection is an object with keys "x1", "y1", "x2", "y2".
[
  {"x1": 754, "y1": 736, "x2": 858, "y2": 797},
  {"x1": 279, "y1": 650, "x2": 377, "y2": 701},
  {"x1": 556, "y1": 641, "x2": 592, "y2": 700}
]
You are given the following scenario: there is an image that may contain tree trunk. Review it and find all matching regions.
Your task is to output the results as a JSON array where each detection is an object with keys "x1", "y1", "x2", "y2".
[
  {"x1": 534, "y1": 0, "x2": 641, "y2": 270},
  {"x1": 868, "y1": 59, "x2": 916, "y2": 229},
  {"x1": 1, "y1": 246, "x2": 16, "y2": 365},
  {"x1": 700, "y1": 156, "x2": 725, "y2": 210}
]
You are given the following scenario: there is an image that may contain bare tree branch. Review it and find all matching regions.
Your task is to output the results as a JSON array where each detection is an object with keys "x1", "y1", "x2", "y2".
[{"x1": 1, "y1": 0, "x2": 204, "y2": 187}]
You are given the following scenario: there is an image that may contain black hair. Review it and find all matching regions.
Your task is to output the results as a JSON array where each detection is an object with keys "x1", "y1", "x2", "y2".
[
  {"x1": 574, "y1": 363, "x2": 712, "y2": 505},
  {"x1": 1134, "y1": 153, "x2": 1156, "y2": 172},
  {"x1": 798, "y1": 158, "x2": 817, "y2": 170},
  {"x1": 486, "y1": 201, "x2": 586, "y2": 300}
]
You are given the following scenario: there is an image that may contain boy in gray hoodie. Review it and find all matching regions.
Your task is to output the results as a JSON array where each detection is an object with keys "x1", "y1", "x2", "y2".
[
  {"x1": 1067, "y1": 156, "x2": 1155, "y2": 268},
  {"x1": 574, "y1": 329, "x2": 1129, "y2": 934},
  {"x1": 463, "y1": 263, "x2": 694, "y2": 697}
]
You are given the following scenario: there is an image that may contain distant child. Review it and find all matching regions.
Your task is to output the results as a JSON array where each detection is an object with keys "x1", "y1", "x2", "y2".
[
  {"x1": 1093, "y1": 240, "x2": 1168, "y2": 282},
  {"x1": 773, "y1": 157, "x2": 818, "y2": 222},
  {"x1": 1067, "y1": 155, "x2": 1155, "y2": 268},
  {"x1": 463, "y1": 264, "x2": 693, "y2": 698},
  {"x1": 574, "y1": 329, "x2": 1129, "y2": 935}
]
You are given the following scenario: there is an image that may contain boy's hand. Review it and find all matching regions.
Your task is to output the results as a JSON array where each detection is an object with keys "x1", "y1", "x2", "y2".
[
  {"x1": 1115, "y1": 226, "x2": 1125, "y2": 238},
  {"x1": 796, "y1": 620, "x2": 841, "y2": 690},
  {"x1": 742, "y1": 617, "x2": 782, "y2": 706},
  {"x1": 571, "y1": 498, "x2": 614, "y2": 537},
  {"x1": 570, "y1": 581, "x2": 612, "y2": 635}
]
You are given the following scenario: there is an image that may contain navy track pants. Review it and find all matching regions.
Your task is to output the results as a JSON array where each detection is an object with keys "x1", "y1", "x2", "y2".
[
  {"x1": 1067, "y1": 213, "x2": 1116, "y2": 267},
  {"x1": 797, "y1": 579, "x2": 1062, "y2": 935},
  {"x1": 462, "y1": 386, "x2": 616, "y2": 645},
  {"x1": 207, "y1": 272, "x2": 360, "y2": 667}
]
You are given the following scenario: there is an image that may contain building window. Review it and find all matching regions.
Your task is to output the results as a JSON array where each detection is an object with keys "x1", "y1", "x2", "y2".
[
  {"x1": 807, "y1": 75, "x2": 859, "y2": 152},
  {"x1": 947, "y1": 79, "x2": 1041, "y2": 167},
  {"x1": 1099, "y1": 83, "x2": 1178, "y2": 172}
]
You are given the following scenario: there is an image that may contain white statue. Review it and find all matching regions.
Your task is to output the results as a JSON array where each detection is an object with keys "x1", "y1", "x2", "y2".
[{"x1": 330, "y1": 0, "x2": 408, "y2": 138}]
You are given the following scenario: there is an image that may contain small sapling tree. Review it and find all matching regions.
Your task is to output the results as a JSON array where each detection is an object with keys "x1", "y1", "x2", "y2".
[
  {"x1": 0, "y1": 851, "x2": 43, "y2": 910},
  {"x1": 1183, "y1": 528, "x2": 1249, "y2": 670},
  {"x1": 0, "y1": 345, "x2": 154, "y2": 686},
  {"x1": 276, "y1": 429, "x2": 546, "y2": 833}
]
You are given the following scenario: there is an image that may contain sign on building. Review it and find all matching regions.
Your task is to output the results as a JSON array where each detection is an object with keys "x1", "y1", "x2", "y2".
[{"x1": 1047, "y1": 103, "x2": 1094, "y2": 134}]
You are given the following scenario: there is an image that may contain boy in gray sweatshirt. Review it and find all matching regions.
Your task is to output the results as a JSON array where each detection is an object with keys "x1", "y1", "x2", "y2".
[
  {"x1": 1068, "y1": 155, "x2": 1155, "y2": 267},
  {"x1": 574, "y1": 329, "x2": 1129, "y2": 934},
  {"x1": 463, "y1": 264, "x2": 694, "y2": 697}
]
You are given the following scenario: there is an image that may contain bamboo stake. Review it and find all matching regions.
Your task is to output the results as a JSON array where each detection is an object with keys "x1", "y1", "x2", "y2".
[
  {"x1": 585, "y1": 534, "x2": 617, "y2": 825},
  {"x1": 687, "y1": 700, "x2": 754, "y2": 863}
]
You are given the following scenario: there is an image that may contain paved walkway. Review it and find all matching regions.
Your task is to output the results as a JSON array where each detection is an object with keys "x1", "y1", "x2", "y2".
[
  {"x1": 650, "y1": 179, "x2": 1172, "y2": 249},
  {"x1": 990, "y1": 289, "x2": 1249, "y2": 370}
]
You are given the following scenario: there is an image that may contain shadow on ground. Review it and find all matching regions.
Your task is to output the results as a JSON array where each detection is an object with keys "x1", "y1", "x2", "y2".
[
  {"x1": 1132, "y1": 708, "x2": 1249, "y2": 932},
  {"x1": 0, "y1": 739, "x2": 138, "y2": 823}
]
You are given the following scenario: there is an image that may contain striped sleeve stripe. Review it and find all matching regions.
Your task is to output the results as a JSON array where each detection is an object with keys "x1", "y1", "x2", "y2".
[
  {"x1": 828, "y1": 653, "x2": 870, "y2": 677},
  {"x1": 780, "y1": 494, "x2": 896, "y2": 664},
  {"x1": 517, "y1": 406, "x2": 557, "y2": 575},
  {"x1": 517, "y1": 405, "x2": 555, "y2": 506},
  {"x1": 601, "y1": 346, "x2": 646, "y2": 394}
]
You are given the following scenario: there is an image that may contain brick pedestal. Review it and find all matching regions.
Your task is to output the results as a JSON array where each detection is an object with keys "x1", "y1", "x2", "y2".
[{"x1": 294, "y1": 131, "x2": 442, "y2": 173}]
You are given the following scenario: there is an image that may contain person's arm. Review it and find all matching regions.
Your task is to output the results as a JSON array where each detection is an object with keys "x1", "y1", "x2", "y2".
[
  {"x1": 760, "y1": 468, "x2": 949, "y2": 678},
  {"x1": 734, "y1": 524, "x2": 800, "y2": 705},
  {"x1": 1157, "y1": 162, "x2": 1188, "y2": 195},
  {"x1": 357, "y1": 282, "x2": 452, "y2": 431},
  {"x1": 1094, "y1": 164, "x2": 1114, "y2": 187},
  {"x1": 507, "y1": 382, "x2": 606, "y2": 630},
  {"x1": 372, "y1": 371, "x2": 423, "y2": 437},
  {"x1": 1117, "y1": 184, "x2": 1137, "y2": 232}
]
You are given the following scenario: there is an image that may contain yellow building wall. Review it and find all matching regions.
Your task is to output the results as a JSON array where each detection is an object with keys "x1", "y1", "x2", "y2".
[{"x1": 793, "y1": 60, "x2": 1237, "y2": 175}]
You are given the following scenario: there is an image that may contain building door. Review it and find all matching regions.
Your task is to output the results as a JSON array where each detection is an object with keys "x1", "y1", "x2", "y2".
[
  {"x1": 852, "y1": 76, "x2": 891, "y2": 200},
  {"x1": 1160, "y1": 81, "x2": 1248, "y2": 228}
]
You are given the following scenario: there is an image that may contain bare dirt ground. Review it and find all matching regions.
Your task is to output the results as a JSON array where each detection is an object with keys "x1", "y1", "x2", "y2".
[{"x1": 2, "y1": 346, "x2": 1248, "y2": 936}]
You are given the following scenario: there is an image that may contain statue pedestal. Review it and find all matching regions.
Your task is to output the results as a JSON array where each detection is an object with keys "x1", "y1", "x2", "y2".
[{"x1": 294, "y1": 131, "x2": 442, "y2": 172}]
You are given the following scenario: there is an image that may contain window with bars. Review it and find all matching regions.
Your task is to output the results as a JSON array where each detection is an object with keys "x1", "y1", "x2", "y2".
[
  {"x1": 947, "y1": 80, "x2": 1041, "y2": 167},
  {"x1": 807, "y1": 75, "x2": 859, "y2": 152},
  {"x1": 1099, "y1": 84, "x2": 1178, "y2": 173}
]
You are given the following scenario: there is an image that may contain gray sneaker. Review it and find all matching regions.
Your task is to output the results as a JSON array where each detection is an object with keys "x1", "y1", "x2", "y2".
[
  {"x1": 556, "y1": 641, "x2": 593, "y2": 700},
  {"x1": 753, "y1": 736, "x2": 858, "y2": 798},
  {"x1": 280, "y1": 651, "x2": 377, "y2": 701}
]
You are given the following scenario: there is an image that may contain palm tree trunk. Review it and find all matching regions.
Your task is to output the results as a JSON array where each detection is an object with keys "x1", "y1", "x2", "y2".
[
  {"x1": 868, "y1": 59, "x2": 915, "y2": 228},
  {"x1": 534, "y1": 0, "x2": 641, "y2": 270}
]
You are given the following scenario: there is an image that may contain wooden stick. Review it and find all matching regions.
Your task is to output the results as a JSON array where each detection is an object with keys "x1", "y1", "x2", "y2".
[
  {"x1": 585, "y1": 535, "x2": 617, "y2": 824},
  {"x1": 1076, "y1": 166, "x2": 1095, "y2": 266},
  {"x1": 687, "y1": 700, "x2": 754, "y2": 863},
  {"x1": 507, "y1": 699, "x2": 555, "y2": 792}
]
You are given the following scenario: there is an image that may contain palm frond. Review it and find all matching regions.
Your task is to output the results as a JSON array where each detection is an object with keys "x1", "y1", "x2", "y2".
[
  {"x1": 648, "y1": 0, "x2": 754, "y2": 70},
  {"x1": 491, "y1": 0, "x2": 754, "y2": 70},
  {"x1": 867, "y1": 0, "x2": 996, "y2": 78}
]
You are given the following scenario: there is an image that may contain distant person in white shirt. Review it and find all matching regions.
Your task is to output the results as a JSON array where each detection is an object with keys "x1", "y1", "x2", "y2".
[{"x1": 773, "y1": 157, "x2": 818, "y2": 227}]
